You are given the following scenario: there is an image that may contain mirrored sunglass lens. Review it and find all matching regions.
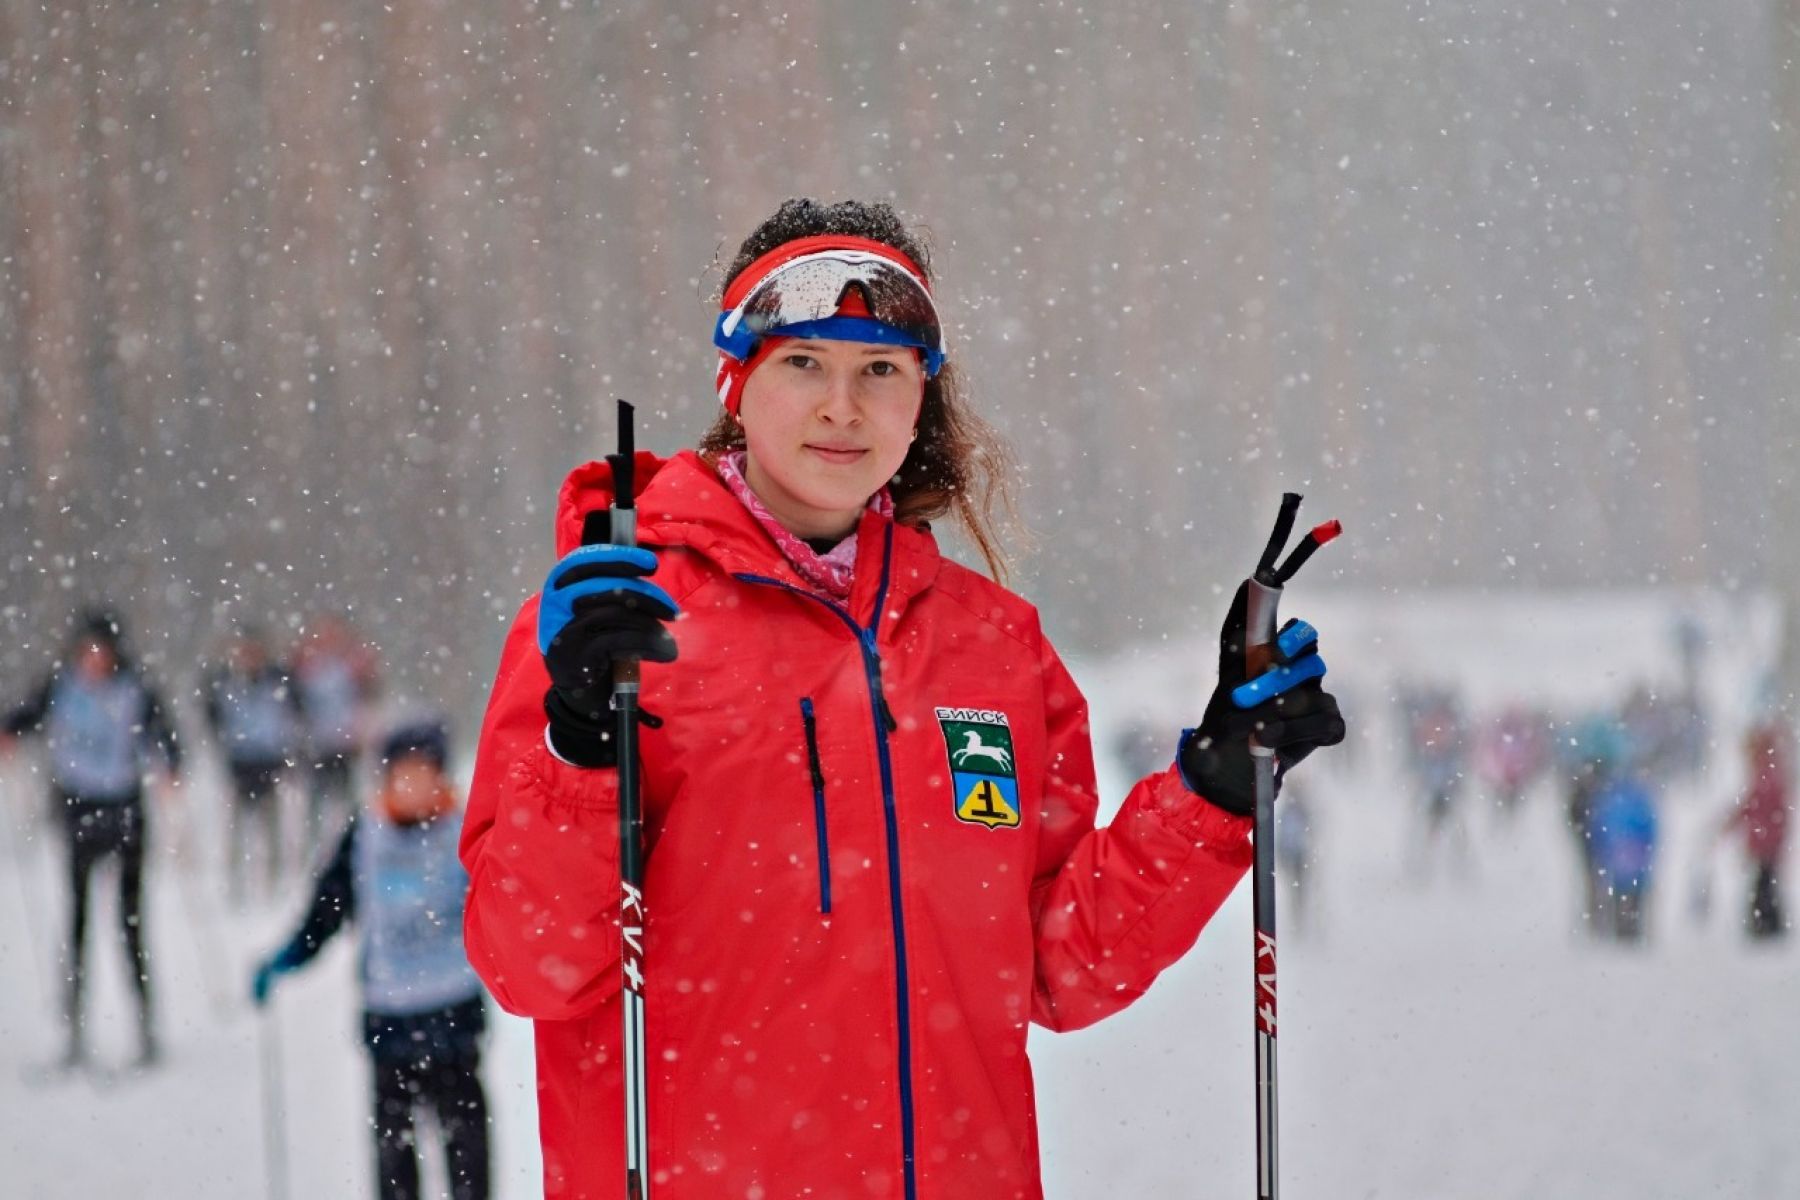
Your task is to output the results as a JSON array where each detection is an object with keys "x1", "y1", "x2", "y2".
[
  {"x1": 742, "y1": 258, "x2": 940, "y2": 348},
  {"x1": 743, "y1": 259, "x2": 853, "y2": 329}
]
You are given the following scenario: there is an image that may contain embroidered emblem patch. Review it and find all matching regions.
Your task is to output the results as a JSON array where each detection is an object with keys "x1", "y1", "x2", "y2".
[{"x1": 936, "y1": 707, "x2": 1021, "y2": 829}]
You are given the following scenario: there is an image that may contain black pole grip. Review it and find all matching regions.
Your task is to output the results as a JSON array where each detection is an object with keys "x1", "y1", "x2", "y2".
[
  {"x1": 1256, "y1": 493, "x2": 1303, "y2": 586},
  {"x1": 608, "y1": 400, "x2": 636, "y2": 512}
]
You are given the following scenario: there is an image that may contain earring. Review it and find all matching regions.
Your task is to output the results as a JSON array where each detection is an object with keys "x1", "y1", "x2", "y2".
[{"x1": 909, "y1": 428, "x2": 919, "y2": 442}]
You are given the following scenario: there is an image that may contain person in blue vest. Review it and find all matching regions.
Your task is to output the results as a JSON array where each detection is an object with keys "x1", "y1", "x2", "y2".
[
  {"x1": 289, "y1": 611, "x2": 382, "y2": 855},
  {"x1": 0, "y1": 607, "x2": 182, "y2": 1068},
  {"x1": 202, "y1": 624, "x2": 300, "y2": 900},
  {"x1": 250, "y1": 717, "x2": 490, "y2": 1200}
]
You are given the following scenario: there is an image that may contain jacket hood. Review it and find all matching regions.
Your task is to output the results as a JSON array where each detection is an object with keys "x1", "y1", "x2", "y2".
[
  {"x1": 554, "y1": 449, "x2": 670, "y2": 558},
  {"x1": 554, "y1": 448, "x2": 777, "y2": 572}
]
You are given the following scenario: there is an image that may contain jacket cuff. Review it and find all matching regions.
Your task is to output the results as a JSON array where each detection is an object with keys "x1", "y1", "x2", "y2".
[
  {"x1": 1140, "y1": 767, "x2": 1256, "y2": 851},
  {"x1": 543, "y1": 688, "x2": 619, "y2": 768},
  {"x1": 544, "y1": 721, "x2": 619, "y2": 769},
  {"x1": 517, "y1": 735, "x2": 620, "y2": 814}
]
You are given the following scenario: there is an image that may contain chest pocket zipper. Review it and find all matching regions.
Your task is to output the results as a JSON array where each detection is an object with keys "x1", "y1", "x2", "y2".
[{"x1": 799, "y1": 697, "x2": 832, "y2": 915}]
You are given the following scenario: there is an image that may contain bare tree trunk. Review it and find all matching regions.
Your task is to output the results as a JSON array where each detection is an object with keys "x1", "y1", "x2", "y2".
[
  {"x1": 16, "y1": 8, "x2": 89, "y2": 605},
  {"x1": 1628, "y1": 121, "x2": 1707, "y2": 584},
  {"x1": 1772, "y1": 0, "x2": 1800, "y2": 700},
  {"x1": 1223, "y1": 0, "x2": 1278, "y2": 473},
  {"x1": 0, "y1": 0, "x2": 39, "y2": 658}
]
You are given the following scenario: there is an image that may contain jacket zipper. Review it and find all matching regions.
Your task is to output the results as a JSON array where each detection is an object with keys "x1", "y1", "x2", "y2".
[
  {"x1": 799, "y1": 697, "x2": 831, "y2": 915},
  {"x1": 735, "y1": 523, "x2": 918, "y2": 1200}
]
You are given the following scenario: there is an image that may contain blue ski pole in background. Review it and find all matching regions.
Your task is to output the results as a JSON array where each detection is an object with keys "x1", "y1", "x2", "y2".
[{"x1": 1240, "y1": 494, "x2": 1340, "y2": 1200}]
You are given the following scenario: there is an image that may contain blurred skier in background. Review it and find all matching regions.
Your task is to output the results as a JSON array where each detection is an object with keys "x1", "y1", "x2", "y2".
[
  {"x1": 202, "y1": 624, "x2": 299, "y2": 900},
  {"x1": 1401, "y1": 683, "x2": 1471, "y2": 880},
  {"x1": 1665, "y1": 614, "x2": 1711, "y2": 781},
  {"x1": 1619, "y1": 683, "x2": 1706, "y2": 789},
  {"x1": 252, "y1": 717, "x2": 489, "y2": 1200},
  {"x1": 1718, "y1": 718, "x2": 1790, "y2": 939},
  {"x1": 0, "y1": 608, "x2": 182, "y2": 1068},
  {"x1": 289, "y1": 611, "x2": 381, "y2": 856},
  {"x1": 1275, "y1": 775, "x2": 1318, "y2": 937},
  {"x1": 1476, "y1": 703, "x2": 1549, "y2": 821},
  {"x1": 1587, "y1": 745, "x2": 1660, "y2": 943},
  {"x1": 1561, "y1": 714, "x2": 1623, "y2": 934},
  {"x1": 1111, "y1": 714, "x2": 1174, "y2": 784}
]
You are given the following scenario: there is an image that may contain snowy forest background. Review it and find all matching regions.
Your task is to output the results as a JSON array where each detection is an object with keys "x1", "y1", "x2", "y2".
[
  {"x1": 4, "y1": 2, "x2": 1800, "y2": 1197},
  {"x1": 3, "y1": 1, "x2": 1798, "y2": 707}
]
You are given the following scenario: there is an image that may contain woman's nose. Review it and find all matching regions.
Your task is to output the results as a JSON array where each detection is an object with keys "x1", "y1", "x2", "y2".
[{"x1": 817, "y1": 369, "x2": 862, "y2": 423}]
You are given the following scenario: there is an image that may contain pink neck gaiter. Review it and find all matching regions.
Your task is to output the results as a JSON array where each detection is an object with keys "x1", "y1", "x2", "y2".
[{"x1": 714, "y1": 450, "x2": 893, "y2": 600}]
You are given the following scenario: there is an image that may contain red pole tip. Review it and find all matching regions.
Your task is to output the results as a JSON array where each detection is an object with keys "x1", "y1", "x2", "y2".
[{"x1": 1312, "y1": 520, "x2": 1343, "y2": 545}]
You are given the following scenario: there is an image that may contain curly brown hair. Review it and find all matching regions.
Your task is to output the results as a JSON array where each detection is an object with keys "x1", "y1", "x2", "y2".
[{"x1": 699, "y1": 198, "x2": 1019, "y2": 583}]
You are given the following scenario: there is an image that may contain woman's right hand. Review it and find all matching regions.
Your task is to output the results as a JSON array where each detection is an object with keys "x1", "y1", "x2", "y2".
[{"x1": 537, "y1": 544, "x2": 680, "y2": 767}]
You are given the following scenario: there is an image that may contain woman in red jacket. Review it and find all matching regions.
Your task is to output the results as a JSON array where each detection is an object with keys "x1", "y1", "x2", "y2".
[{"x1": 460, "y1": 198, "x2": 1344, "y2": 1199}]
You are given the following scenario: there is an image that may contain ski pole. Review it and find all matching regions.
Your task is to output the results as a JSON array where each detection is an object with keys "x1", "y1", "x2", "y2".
[
  {"x1": 604, "y1": 400, "x2": 653, "y2": 1200},
  {"x1": 1241, "y1": 493, "x2": 1340, "y2": 1200},
  {"x1": 257, "y1": 999, "x2": 290, "y2": 1200}
]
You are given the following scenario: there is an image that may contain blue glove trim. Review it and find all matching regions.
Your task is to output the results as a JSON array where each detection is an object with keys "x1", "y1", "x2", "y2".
[
  {"x1": 1174, "y1": 727, "x2": 1203, "y2": 794},
  {"x1": 538, "y1": 545, "x2": 678, "y2": 654},
  {"x1": 547, "y1": 544, "x2": 658, "y2": 588},
  {"x1": 1231, "y1": 653, "x2": 1328, "y2": 710}
]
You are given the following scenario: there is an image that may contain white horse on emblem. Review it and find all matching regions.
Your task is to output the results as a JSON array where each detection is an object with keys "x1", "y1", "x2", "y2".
[{"x1": 952, "y1": 730, "x2": 1012, "y2": 772}]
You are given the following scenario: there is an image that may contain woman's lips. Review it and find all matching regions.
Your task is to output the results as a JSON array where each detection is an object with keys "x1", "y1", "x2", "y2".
[{"x1": 806, "y1": 445, "x2": 868, "y2": 465}]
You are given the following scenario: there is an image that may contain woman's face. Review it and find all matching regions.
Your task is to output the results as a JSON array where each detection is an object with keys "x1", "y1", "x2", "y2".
[{"x1": 737, "y1": 338, "x2": 923, "y2": 540}]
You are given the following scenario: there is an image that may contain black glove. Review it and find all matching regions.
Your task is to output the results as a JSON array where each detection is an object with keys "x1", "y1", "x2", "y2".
[
  {"x1": 1178, "y1": 581, "x2": 1346, "y2": 817},
  {"x1": 537, "y1": 544, "x2": 679, "y2": 767}
]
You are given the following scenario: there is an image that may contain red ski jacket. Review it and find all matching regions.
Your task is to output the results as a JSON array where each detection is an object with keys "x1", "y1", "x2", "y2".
[
  {"x1": 1731, "y1": 729, "x2": 1791, "y2": 865},
  {"x1": 460, "y1": 449, "x2": 1253, "y2": 1199}
]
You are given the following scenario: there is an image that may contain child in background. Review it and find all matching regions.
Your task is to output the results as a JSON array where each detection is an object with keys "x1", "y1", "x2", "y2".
[{"x1": 251, "y1": 718, "x2": 489, "y2": 1200}]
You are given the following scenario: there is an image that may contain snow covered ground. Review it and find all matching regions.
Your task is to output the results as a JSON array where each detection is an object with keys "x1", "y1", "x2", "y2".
[{"x1": 2, "y1": 590, "x2": 1795, "y2": 1198}]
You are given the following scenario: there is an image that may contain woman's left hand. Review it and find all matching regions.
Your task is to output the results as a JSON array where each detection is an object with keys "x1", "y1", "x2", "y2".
[{"x1": 1176, "y1": 584, "x2": 1346, "y2": 817}]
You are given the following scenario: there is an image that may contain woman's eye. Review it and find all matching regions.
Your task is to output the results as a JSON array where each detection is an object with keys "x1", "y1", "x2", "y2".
[
  {"x1": 784, "y1": 354, "x2": 817, "y2": 369},
  {"x1": 867, "y1": 360, "x2": 899, "y2": 377}
]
